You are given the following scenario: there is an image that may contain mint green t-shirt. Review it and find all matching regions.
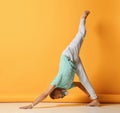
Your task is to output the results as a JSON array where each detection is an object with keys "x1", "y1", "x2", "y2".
[{"x1": 51, "y1": 55, "x2": 76, "y2": 90}]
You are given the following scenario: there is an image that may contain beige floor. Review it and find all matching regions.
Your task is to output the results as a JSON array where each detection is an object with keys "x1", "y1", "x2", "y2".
[{"x1": 0, "y1": 102, "x2": 120, "y2": 113}]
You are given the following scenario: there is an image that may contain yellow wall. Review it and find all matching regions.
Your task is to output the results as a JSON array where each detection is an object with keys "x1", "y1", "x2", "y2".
[{"x1": 0, "y1": 0, "x2": 120, "y2": 102}]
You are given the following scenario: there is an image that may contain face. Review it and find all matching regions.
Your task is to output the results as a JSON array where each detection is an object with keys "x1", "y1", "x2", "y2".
[{"x1": 53, "y1": 89, "x2": 65, "y2": 99}]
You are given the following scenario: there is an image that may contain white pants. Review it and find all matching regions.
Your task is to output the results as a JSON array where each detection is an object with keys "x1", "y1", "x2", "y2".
[{"x1": 62, "y1": 18, "x2": 97, "y2": 100}]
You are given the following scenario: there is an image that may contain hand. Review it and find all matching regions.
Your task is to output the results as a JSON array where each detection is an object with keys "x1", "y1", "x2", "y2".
[{"x1": 19, "y1": 104, "x2": 33, "y2": 109}]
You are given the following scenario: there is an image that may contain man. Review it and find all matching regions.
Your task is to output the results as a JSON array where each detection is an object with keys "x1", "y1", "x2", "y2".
[{"x1": 20, "y1": 10, "x2": 100, "y2": 109}]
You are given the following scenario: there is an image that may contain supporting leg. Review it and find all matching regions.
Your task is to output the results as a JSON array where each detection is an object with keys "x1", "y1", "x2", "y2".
[
  {"x1": 76, "y1": 60, "x2": 100, "y2": 106},
  {"x1": 76, "y1": 60, "x2": 97, "y2": 100}
]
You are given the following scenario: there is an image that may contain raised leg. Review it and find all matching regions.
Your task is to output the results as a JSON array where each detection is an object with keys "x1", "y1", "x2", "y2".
[{"x1": 62, "y1": 10, "x2": 90, "y2": 63}]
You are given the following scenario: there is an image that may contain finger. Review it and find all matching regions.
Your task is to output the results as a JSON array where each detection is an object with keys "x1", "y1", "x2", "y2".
[{"x1": 19, "y1": 106, "x2": 27, "y2": 109}]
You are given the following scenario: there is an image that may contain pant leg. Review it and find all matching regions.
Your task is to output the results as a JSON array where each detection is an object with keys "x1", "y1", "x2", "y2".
[
  {"x1": 62, "y1": 18, "x2": 86, "y2": 63},
  {"x1": 76, "y1": 59, "x2": 97, "y2": 100}
]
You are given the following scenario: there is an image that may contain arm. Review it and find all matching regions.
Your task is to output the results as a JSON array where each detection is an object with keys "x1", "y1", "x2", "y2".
[
  {"x1": 74, "y1": 82, "x2": 89, "y2": 97},
  {"x1": 19, "y1": 85, "x2": 56, "y2": 109}
]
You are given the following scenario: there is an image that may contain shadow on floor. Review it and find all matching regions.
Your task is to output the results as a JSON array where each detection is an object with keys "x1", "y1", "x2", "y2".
[{"x1": 34, "y1": 103, "x2": 105, "y2": 109}]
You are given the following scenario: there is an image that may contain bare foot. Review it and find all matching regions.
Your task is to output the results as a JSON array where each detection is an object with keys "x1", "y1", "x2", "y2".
[
  {"x1": 81, "y1": 10, "x2": 90, "y2": 19},
  {"x1": 87, "y1": 99, "x2": 100, "y2": 107}
]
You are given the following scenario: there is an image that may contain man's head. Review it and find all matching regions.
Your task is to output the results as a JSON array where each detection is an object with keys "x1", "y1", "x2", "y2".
[{"x1": 49, "y1": 88, "x2": 67, "y2": 99}]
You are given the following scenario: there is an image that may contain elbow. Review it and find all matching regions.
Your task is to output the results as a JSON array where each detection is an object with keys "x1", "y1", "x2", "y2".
[{"x1": 74, "y1": 82, "x2": 80, "y2": 87}]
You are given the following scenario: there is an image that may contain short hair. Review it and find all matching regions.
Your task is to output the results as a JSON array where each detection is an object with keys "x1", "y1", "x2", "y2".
[{"x1": 49, "y1": 87, "x2": 61, "y2": 99}]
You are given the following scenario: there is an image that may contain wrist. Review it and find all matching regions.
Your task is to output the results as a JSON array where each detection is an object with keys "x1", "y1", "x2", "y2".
[{"x1": 31, "y1": 103, "x2": 34, "y2": 107}]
